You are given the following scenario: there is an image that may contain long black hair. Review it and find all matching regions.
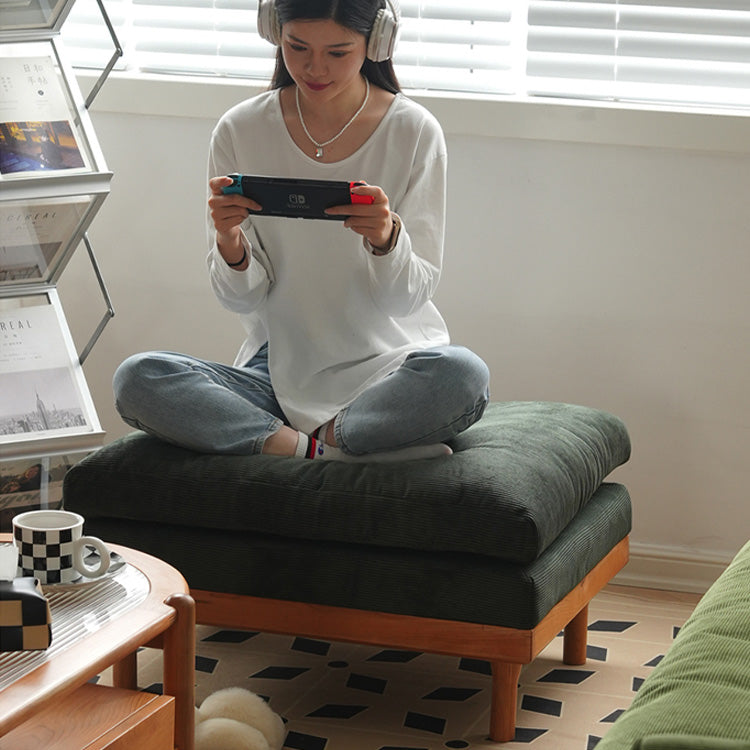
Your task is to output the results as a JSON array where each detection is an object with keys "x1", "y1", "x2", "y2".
[{"x1": 269, "y1": 0, "x2": 401, "y2": 94}]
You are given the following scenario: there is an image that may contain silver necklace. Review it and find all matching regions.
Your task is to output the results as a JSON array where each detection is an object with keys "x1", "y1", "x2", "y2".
[{"x1": 296, "y1": 78, "x2": 370, "y2": 159}]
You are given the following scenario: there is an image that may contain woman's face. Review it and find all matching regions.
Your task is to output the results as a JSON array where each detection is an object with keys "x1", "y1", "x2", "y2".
[{"x1": 281, "y1": 19, "x2": 368, "y2": 103}]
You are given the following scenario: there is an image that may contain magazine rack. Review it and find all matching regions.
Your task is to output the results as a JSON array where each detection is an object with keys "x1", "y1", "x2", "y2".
[{"x1": 0, "y1": 0, "x2": 117, "y2": 464}]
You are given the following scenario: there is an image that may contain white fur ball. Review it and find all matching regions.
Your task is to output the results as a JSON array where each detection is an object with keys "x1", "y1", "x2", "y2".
[
  {"x1": 195, "y1": 718, "x2": 270, "y2": 750},
  {"x1": 198, "y1": 688, "x2": 285, "y2": 750}
]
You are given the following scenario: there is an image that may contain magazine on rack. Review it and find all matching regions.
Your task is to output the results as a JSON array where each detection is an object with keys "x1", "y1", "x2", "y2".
[
  {"x1": 0, "y1": 197, "x2": 90, "y2": 285},
  {"x1": 0, "y1": 54, "x2": 88, "y2": 177},
  {"x1": 0, "y1": 454, "x2": 74, "y2": 531},
  {"x1": 0, "y1": 292, "x2": 103, "y2": 459},
  {"x1": 0, "y1": 0, "x2": 70, "y2": 31}
]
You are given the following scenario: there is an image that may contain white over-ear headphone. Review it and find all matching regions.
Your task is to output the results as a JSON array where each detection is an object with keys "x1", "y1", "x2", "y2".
[{"x1": 257, "y1": 0, "x2": 401, "y2": 63}]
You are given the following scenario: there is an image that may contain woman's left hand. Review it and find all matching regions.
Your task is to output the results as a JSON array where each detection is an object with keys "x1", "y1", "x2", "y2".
[{"x1": 325, "y1": 182, "x2": 395, "y2": 251}]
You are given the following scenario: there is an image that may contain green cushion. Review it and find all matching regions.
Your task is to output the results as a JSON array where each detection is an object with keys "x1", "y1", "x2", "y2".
[
  {"x1": 636, "y1": 737, "x2": 750, "y2": 750},
  {"x1": 65, "y1": 482, "x2": 631, "y2": 629},
  {"x1": 64, "y1": 401, "x2": 630, "y2": 565},
  {"x1": 596, "y1": 540, "x2": 750, "y2": 749}
]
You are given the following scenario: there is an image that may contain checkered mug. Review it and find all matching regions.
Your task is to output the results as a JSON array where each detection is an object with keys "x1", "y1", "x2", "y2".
[{"x1": 12, "y1": 510, "x2": 111, "y2": 585}]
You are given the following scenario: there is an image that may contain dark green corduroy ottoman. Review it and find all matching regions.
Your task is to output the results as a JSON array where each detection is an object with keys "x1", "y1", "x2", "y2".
[{"x1": 63, "y1": 401, "x2": 632, "y2": 741}]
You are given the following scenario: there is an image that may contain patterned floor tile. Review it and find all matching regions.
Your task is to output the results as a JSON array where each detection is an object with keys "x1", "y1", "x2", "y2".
[{"x1": 108, "y1": 584, "x2": 701, "y2": 750}]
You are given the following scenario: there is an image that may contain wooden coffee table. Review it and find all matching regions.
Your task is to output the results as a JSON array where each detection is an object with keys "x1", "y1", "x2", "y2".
[{"x1": 0, "y1": 536, "x2": 195, "y2": 750}]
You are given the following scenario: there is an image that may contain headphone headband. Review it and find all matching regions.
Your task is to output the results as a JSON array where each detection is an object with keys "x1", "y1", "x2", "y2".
[{"x1": 257, "y1": 0, "x2": 401, "y2": 62}]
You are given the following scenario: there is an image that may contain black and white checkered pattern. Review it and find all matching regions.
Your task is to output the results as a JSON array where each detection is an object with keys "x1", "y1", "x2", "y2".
[{"x1": 14, "y1": 526, "x2": 81, "y2": 585}]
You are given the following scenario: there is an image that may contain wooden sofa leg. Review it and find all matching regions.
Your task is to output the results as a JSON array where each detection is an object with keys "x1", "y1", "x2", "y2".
[
  {"x1": 489, "y1": 662, "x2": 523, "y2": 742},
  {"x1": 563, "y1": 604, "x2": 589, "y2": 665}
]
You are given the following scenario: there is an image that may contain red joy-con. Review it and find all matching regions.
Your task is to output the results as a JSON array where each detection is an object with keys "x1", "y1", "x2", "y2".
[{"x1": 350, "y1": 181, "x2": 375, "y2": 205}]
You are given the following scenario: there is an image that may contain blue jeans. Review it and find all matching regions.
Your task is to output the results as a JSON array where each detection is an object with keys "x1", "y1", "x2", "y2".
[{"x1": 113, "y1": 344, "x2": 490, "y2": 455}]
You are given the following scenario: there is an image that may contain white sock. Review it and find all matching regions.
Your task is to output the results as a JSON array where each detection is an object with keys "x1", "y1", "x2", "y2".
[
  {"x1": 294, "y1": 432, "x2": 324, "y2": 459},
  {"x1": 312, "y1": 422, "x2": 329, "y2": 442},
  {"x1": 295, "y1": 432, "x2": 451, "y2": 462}
]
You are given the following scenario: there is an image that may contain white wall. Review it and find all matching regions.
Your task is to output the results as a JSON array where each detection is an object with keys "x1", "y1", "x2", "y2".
[{"x1": 59, "y1": 75, "x2": 750, "y2": 592}]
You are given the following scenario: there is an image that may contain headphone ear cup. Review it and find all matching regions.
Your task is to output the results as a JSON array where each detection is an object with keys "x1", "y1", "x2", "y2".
[
  {"x1": 257, "y1": 0, "x2": 282, "y2": 46},
  {"x1": 367, "y1": 2, "x2": 400, "y2": 62}
]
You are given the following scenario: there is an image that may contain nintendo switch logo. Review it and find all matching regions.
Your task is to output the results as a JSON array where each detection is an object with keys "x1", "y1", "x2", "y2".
[{"x1": 288, "y1": 194, "x2": 307, "y2": 205}]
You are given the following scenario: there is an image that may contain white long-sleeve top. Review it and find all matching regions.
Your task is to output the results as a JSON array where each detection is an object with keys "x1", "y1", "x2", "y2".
[{"x1": 207, "y1": 88, "x2": 450, "y2": 433}]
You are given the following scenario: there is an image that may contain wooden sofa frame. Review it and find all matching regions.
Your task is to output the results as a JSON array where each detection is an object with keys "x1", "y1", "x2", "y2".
[{"x1": 189, "y1": 536, "x2": 629, "y2": 742}]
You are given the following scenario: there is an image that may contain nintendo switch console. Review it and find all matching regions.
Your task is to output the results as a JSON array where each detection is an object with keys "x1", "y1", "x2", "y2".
[{"x1": 222, "y1": 173, "x2": 374, "y2": 220}]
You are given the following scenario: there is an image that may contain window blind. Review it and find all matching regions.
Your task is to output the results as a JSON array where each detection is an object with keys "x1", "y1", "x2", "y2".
[
  {"x1": 61, "y1": 0, "x2": 750, "y2": 108},
  {"x1": 130, "y1": 0, "x2": 275, "y2": 78},
  {"x1": 527, "y1": 1, "x2": 750, "y2": 108},
  {"x1": 396, "y1": 1, "x2": 517, "y2": 94},
  {"x1": 61, "y1": 0, "x2": 518, "y2": 93}
]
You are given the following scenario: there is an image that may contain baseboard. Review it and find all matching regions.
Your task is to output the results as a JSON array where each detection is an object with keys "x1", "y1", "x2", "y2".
[{"x1": 613, "y1": 542, "x2": 733, "y2": 594}]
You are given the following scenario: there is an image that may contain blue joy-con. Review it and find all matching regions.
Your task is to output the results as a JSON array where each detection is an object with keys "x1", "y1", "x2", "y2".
[{"x1": 222, "y1": 173, "x2": 244, "y2": 194}]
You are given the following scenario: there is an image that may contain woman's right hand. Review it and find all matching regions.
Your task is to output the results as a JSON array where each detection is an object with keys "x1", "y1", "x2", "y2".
[
  {"x1": 208, "y1": 175, "x2": 262, "y2": 233},
  {"x1": 208, "y1": 175, "x2": 262, "y2": 268}
]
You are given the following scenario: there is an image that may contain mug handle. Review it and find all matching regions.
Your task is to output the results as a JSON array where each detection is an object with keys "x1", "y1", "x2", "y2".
[{"x1": 73, "y1": 536, "x2": 112, "y2": 578}]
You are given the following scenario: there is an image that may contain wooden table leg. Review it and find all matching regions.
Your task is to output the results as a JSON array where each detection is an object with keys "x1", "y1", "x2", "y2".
[
  {"x1": 112, "y1": 651, "x2": 139, "y2": 690},
  {"x1": 489, "y1": 661, "x2": 522, "y2": 742},
  {"x1": 563, "y1": 604, "x2": 589, "y2": 665},
  {"x1": 162, "y1": 593, "x2": 196, "y2": 750}
]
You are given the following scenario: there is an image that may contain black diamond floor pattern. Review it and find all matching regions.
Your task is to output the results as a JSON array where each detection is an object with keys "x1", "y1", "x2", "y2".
[{"x1": 107, "y1": 584, "x2": 701, "y2": 749}]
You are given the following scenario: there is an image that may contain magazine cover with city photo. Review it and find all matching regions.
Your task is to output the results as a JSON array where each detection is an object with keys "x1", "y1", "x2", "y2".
[
  {"x1": 0, "y1": 197, "x2": 91, "y2": 285},
  {"x1": 0, "y1": 53, "x2": 90, "y2": 178},
  {"x1": 0, "y1": 291, "x2": 103, "y2": 459}
]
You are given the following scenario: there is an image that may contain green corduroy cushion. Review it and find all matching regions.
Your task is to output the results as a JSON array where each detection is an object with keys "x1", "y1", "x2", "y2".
[
  {"x1": 65, "y1": 482, "x2": 631, "y2": 629},
  {"x1": 636, "y1": 737, "x2": 750, "y2": 750},
  {"x1": 596, "y1": 540, "x2": 750, "y2": 750},
  {"x1": 64, "y1": 401, "x2": 630, "y2": 565}
]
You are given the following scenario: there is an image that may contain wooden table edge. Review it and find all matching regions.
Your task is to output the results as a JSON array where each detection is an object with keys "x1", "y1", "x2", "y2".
[{"x1": 0, "y1": 535, "x2": 195, "y2": 750}]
